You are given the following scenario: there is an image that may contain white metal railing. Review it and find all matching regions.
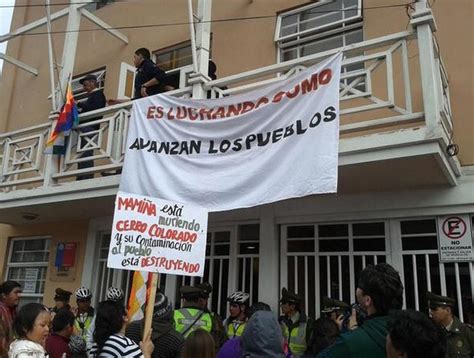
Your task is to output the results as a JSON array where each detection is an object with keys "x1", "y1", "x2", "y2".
[
  {"x1": 0, "y1": 27, "x2": 454, "y2": 193},
  {"x1": 281, "y1": 222, "x2": 390, "y2": 319},
  {"x1": 178, "y1": 230, "x2": 231, "y2": 318}
]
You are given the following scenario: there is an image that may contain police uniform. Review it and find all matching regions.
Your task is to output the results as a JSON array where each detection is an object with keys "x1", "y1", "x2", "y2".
[
  {"x1": 321, "y1": 296, "x2": 350, "y2": 316},
  {"x1": 51, "y1": 288, "x2": 72, "y2": 313},
  {"x1": 173, "y1": 285, "x2": 227, "y2": 349},
  {"x1": 427, "y1": 291, "x2": 474, "y2": 358},
  {"x1": 279, "y1": 288, "x2": 314, "y2": 357}
]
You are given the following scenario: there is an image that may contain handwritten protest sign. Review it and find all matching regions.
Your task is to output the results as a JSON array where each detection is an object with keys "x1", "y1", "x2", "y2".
[{"x1": 107, "y1": 191, "x2": 208, "y2": 276}]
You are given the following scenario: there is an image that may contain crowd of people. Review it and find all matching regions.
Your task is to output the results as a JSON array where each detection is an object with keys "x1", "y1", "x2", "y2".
[{"x1": 0, "y1": 263, "x2": 472, "y2": 357}]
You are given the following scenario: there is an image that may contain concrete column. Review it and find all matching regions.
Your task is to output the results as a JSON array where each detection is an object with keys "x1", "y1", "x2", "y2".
[
  {"x1": 411, "y1": 0, "x2": 440, "y2": 136},
  {"x1": 258, "y1": 205, "x2": 280, "y2": 312}
]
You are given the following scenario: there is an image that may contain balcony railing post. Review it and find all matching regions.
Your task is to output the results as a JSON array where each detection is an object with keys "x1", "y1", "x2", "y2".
[{"x1": 410, "y1": 0, "x2": 440, "y2": 136}]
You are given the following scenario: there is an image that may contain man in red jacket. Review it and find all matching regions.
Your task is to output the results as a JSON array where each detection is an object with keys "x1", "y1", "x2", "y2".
[
  {"x1": 46, "y1": 309, "x2": 75, "y2": 358},
  {"x1": 0, "y1": 280, "x2": 22, "y2": 345}
]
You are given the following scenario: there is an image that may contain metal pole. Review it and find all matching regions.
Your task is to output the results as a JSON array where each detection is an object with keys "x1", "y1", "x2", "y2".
[
  {"x1": 191, "y1": 0, "x2": 212, "y2": 99},
  {"x1": 56, "y1": 0, "x2": 82, "y2": 108},
  {"x1": 187, "y1": 0, "x2": 199, "y2": 74},
  {"x1": 45, "y1": 0, "x2": 57, "y2": 111}
]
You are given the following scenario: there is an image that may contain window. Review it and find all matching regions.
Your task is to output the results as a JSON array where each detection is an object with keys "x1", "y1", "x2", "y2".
[
  {"x1": 153, "y1": 41, "x2": 194, "y2": 90},
  {"x1": 72, "y1": 67, "x2": 106, "y2": 103},
  {"x1": 177, "y1": 229, "x2": 231, "y2": 318},
  {"x1": 237, "y1": 224, "x2": 260, "y2": 305},
  {"x1": 85, "y1": 0, "x2": 115, "y2": 11},
  {"x1": 283, "y1": 221, "x2": 388, "y2": 318},
  {"x1": 6, "y1": 238, "x2": 50, "y2": 306},
  {"x1": 276, "y1": 0, "x2": 363, "y2": 62}
]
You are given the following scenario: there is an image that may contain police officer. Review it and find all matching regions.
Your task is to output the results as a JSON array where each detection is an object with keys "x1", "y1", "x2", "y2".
[
  {"x1": 321, "y1": 296, "x2": 350, "y2": 322},
  {"x1": 224, "y1": 291, "x2": 250, "y2": 338},
  {"x1": 74, "y1": 288, "x2": 94, "y2": 337},
  {"x1": 427, "y1": 291, "x2": 474, "y2": 358},
  {"x1": 174, "y1": 285, "x2": 227, "y2": 350},
  {"x1": 194, "y1": 282, "x2": 227, "y2": 348},
  {"x1": 51, "y1": 288, "x2": 73, "y2": 313},
  {"x1": 279, "y1": 287, "x2": 314, "y2": 357}
]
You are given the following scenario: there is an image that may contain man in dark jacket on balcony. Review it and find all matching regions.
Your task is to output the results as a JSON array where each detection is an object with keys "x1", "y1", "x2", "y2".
[
  {"x1": 133, "y1": 48, "x2": 172, "y2": 99},
  {"x1": 76, "y1": 74, "x2": 106, "y2": 180}
]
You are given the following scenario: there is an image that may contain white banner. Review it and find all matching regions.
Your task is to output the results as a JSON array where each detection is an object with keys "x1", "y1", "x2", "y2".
[
  {"x1": 437, "y1": 214, "x2": 474, "y2": 262},
  {"x1": 120, "y1": 53, "x2": 342, "y2": 212},
  {"x1": 107, "y1": 191, "x2": 208, "y2": 276}
]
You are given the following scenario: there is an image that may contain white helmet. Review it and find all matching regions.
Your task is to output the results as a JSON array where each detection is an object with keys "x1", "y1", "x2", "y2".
[
  {"x1": 106, "y1": 287, "x2": 124, "y2": 301},
  {"x1": 75, "y1": 287, "x2": 92, "y2": 300},
  {"x1": 227, "y1": 291, "x2": 250, "y2": 305}
]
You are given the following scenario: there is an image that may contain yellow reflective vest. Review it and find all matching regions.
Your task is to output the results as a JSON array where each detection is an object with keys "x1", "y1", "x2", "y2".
[
  {"x1": 173, "y1": 307, "x2": 213, "y2": 338},
  {"x1": 281, "y1": 319, "x2": 308, "y2": 357},
  {"x1": 74, "y1": 312, "x2": 94, "y2": 339},
  {"x1": 225, "y1": 319, "x2": 247, "y2": 338}
]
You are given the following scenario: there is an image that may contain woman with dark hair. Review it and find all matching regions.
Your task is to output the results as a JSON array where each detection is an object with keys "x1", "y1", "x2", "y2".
[
  {"x1": 89, "y1": 300, "x2": 153, "y2": 358},
  {"x1": 304, "y1": 318, "x2": 339, "y2": 356},
  {"x1": 181, "y1": 329, "x2": 216, "y2": 358},
  {"x1": 8, "y1": 302, "x2": 50, "y2": 357}
]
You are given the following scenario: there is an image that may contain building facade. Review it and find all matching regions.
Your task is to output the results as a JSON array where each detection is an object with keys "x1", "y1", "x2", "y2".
[{"x1": 0, "y1": 0, "x2": 473, "y2": 321}]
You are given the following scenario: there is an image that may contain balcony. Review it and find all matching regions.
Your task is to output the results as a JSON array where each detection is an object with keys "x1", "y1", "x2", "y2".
[{"x1": 0, "y1": 26, "x2": 462, "y2": 224}]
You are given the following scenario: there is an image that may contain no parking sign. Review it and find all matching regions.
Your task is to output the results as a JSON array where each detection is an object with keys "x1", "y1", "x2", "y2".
[{"x1": 437, "y1": 215, "x2": 474, "y2": 262}]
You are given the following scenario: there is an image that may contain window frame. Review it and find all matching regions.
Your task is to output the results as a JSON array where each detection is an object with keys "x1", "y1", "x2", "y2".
[
  {"x1": 153, "y1": 41, "x2": 195, "y2": 90},
  {"x1": 5, "y1": 236, "x2": 51, "y2": 302},
  {"x1": 275, "y1": 0, "x2": 363, "y2": 63}
]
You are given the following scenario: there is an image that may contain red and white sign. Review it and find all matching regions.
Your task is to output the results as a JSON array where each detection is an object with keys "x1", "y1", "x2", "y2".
[
  {"x1": 437, "y1": 215, "x2": 474, "y2": 262},
  {"x1": 107, "y1": 191, "x2": 208, "y2": 276}
]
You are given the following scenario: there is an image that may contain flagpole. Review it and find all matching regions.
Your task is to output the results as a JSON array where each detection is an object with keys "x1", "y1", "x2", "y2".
[
  {"x1": 142, "y1": 273, "x2": 159, "y2": 341},
  {"x1": 45, "y1": 0, "x2": 57, "y2": 111}
]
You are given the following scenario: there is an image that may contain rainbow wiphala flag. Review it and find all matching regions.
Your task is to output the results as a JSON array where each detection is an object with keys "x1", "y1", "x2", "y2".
[
  {"x1": 128, "y1": 271, "x2": 151, "y2": 321},
  {"x1": 44, "y1": 82, "x2": 79, "y2": 154}
]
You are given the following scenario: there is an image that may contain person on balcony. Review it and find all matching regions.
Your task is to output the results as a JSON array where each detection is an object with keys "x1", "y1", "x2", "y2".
[
  {"x1": 133, "y1": 48, "x2": 173, "y2": 99},
  {"x1": 107, "y1": 48, "x2": 174, "y2": 106},
  {"x1": 76, "y1": 74, "x2": 106, "y2": 180}
]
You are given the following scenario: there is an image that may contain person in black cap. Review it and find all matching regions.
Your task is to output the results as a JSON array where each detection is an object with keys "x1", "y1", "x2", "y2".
[
  {"x1": 51, "y1": 288, "x2": 72, "y2": 314},
  {"x1": 279, "y1": 287, "x2": 314, "y2": 357},
  {"x1": 173, "y1": 285, "x2": 227, "y2": 351},
  {"x1": 321, "y1": 296, "x2": 350, "y2": 325},
  {"x1": 427, "y1": 291, "x2": 474, "y2": 358},
  {"x1": 194, "y1": 282, "x2": 213, "y2": 312},
  {"x1": 76, "y1": 73, "x2": 106, "y2": 180},
  {"x1": 194, "y1": 282, "x2": 227, "y2": 349},
  {"x1": 126, "y1": 293, "x2": 184, "y2": 358}
]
